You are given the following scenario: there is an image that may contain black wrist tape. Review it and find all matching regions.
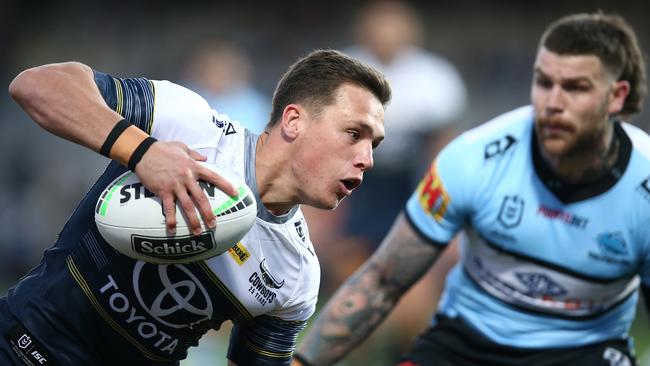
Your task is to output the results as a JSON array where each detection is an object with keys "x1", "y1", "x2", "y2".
[
  {"x1": 100, "y1": 119, "x2": 130, "y2": 157},
  {"x1": 128, "y1": 136, "x2": 157, "y2": 171}
]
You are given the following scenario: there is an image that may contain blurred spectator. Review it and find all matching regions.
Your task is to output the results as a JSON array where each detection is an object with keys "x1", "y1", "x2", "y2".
[
  {"x1": 182, "y1": 41, "x2": 270, "y2": 133},
  {"x1": 0, "y1": 106, "x2": 107, "y2": 286},
  {"x1": 342, "y1": 0, "x2": 468, "y2": 243}
]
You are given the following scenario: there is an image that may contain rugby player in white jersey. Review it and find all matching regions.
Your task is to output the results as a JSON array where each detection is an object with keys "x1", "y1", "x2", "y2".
[
  {"x1": 1, "y1": 49, "x2": 390, "y2": 365},
  {"x1": 293, "y1": 13, "x2": 649, "y2": 366}
]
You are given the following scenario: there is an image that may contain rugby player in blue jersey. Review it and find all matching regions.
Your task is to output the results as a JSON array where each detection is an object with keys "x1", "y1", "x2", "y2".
[
  {"x1": 0, "y1": 50, "x2": 390, "y2": 365},
  {"x1": 293, "y1": 13, "x2": 648, "y2": 366}
]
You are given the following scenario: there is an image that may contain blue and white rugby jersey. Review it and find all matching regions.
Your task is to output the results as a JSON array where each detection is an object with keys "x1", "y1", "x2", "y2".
[
  {"x1": 4, "y1": 72, "x2": 319, "y2": 365},
  {"x1": 406, "y1": 106, "x2": 650, "y2": 348}
]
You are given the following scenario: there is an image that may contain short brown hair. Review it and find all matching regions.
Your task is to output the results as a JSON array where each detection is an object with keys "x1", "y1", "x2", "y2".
[
  {"x1": 267, "y1": 49, "x2": 391, "y2": 129},
  {"x1": 540, "y1": 13, "x2": 647, "y2": 118}
]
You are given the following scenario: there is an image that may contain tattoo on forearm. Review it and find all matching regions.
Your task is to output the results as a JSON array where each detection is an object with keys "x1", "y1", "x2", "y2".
[{"x1": 299, "y1": 214, "x2": 440, "y2": 365}]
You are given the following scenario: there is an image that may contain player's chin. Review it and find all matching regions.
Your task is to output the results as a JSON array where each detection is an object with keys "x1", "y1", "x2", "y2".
[
  {"x1": 540, "y1": 137, "x2": 570, "y2": 157},
  {"x1": 316, "y1": 195, "x2": 343, "y2": 211}
]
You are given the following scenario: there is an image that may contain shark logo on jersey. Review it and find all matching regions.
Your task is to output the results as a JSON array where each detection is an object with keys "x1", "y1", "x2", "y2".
[
  {"x1": 597, "y1": 232, "x2": 628, "y2": 256},
  {"x1": 515, "y1": 272, "x2": 567, "y2": 297},
  {"x1": 588, "y1": 232, "x2": 631, "y2": 266},
  {"x1": 484, "y1": 135, "x2": 516, "y2": 160},
  {"x1": 498, "y1": 195, "x2": 524, "y2": 228}
]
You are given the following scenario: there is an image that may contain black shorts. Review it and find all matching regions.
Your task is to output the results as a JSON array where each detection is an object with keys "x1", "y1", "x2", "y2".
[{"x1": 398, "y1": 315, "x2": 637, "y2": 366}]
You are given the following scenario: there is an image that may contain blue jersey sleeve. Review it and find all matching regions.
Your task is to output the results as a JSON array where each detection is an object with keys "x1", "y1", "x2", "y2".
[
  {"x1": 228, "y1": 315, "x2": 306, "y2": 366},
  {"x1": 93, "y1": 70, "x2": 155, "y2": 134},
  {"x1": 93, "y1": 71, "x2": 225, "y2": 151},
  {"x1": 405, "y1": 132, "x2": 475, "y2": 245}
]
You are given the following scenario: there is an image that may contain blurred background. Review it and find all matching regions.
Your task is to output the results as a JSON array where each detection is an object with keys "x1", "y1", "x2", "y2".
[{"x1": 1, "y1": 0, "x2": 648, "y2": 364}]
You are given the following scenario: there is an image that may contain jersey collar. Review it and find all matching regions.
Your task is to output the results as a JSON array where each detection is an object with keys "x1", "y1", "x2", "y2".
[{"x1": 531, "y1": 121, "x2": 631, "y2": 203}]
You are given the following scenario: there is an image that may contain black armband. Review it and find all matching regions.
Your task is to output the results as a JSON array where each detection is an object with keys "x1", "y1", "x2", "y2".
[
  {"x1": 100, "y1": 119, "x2": 130, "y2": 157},
  {"x1": 127, "y1": 136, "x2": 157, "y2": 171}
]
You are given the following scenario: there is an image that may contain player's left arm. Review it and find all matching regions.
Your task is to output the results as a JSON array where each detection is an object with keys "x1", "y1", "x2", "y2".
[
  {"x1": 227, "y1": 315, "x2": 307, "y2": 366},
  {"x1": 293, "y1": 212, "x2": 444, "y2": 366}
]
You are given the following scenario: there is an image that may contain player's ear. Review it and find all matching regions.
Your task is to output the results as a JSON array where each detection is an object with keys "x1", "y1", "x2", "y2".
[
  {"x1": 280, "y1": 104, "x2": 303, "y2": 140},
  {"x1": 608, "y1": 79, "x2": 630, "y2": 115}
]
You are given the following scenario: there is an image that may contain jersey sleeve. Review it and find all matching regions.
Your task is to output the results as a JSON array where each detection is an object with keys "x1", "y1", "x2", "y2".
[
  {"x1": 227, "y1": 315, "x2": 307, "y2": 366},
  {"x1": 94, "y1": 70, "x2": 156, "y2": 134},
  {"x1": 404, "y1": 133, "x2": 474, "y2": 245},
  {"x1": 93, "y1": 70, "x2": 224, "y2": 148}
]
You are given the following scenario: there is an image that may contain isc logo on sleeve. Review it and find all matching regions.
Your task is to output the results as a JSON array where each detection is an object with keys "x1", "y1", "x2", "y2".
[{"x1": 4, "y1": 324, "x2": 60, "y2": 365}]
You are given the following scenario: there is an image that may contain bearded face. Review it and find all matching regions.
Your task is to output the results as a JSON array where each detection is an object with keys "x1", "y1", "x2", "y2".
[{"x1": 531, "y1": 48, "x2": 627, "y2": 160}]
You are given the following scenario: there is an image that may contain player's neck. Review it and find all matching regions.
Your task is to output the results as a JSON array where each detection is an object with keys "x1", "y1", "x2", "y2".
[
  {"x1": 541, "y1": 124, "x2": 618, "y2": 185},
  {"x1": 255, "y1": 131, "x2": 298, "y2": 216}
]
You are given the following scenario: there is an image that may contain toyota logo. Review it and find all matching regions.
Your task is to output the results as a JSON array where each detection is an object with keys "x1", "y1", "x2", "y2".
[{"x1": 133, "y1": 261, "x2": 213, "y2": 329}]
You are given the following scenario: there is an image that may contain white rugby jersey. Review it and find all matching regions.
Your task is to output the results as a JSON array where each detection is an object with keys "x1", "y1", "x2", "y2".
[
  {"x1": 149, "y1": 78, "x2": 320, "y2": 321},
  {"x1": 5, "y1": 73, "x2": 319, "y2": 366},
  {"x1": 406, "y1": 106, "x2": 650, "y2": 348}
]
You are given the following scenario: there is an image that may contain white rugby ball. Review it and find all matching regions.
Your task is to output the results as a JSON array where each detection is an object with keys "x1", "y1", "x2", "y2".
[{"x1": 94, "y1": 165, "x2": 257, "y2": 264}]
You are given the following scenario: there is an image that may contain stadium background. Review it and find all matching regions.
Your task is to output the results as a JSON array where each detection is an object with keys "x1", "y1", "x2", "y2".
[{"x1": 0, "y1": 0, "x2": 648, "y2": 364}]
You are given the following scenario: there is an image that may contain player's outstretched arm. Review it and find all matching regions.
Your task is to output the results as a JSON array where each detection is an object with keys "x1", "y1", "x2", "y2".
[
  {"x1": 8, "y1": 62, "x2": 237, "y2": 234},
  {"x1": 294, "y1": 212, "x2": 443, "y2": 366},
  {"x1": 9, "y1": 62, "x2": 123, "y2": 149}
]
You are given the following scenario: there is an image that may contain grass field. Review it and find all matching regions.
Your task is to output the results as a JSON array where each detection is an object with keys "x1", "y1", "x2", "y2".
[{"x1": 631, "y1": 301, "x2": 650, "y2": 363}]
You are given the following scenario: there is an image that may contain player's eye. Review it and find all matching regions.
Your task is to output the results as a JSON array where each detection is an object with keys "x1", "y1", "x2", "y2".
[
  {"x1": 563, "y1": 81, "x2": 591, "y2": 92},
  {"x1": 535, "y1": 76, "x2": 553, "y2": 89},
  {"x1": 348, "y1": 130, "x2": 360, "y2": 141}
]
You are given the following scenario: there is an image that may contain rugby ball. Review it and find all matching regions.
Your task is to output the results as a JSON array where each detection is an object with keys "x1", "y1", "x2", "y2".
[{"x1": 94, "y1": 164, "x2": 257, "y2": 264}]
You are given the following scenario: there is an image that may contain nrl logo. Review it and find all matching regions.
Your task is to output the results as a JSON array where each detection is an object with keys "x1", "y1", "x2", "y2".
[{"x1": 498, "y1": 195, "x2": 524, "y2": 228}]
